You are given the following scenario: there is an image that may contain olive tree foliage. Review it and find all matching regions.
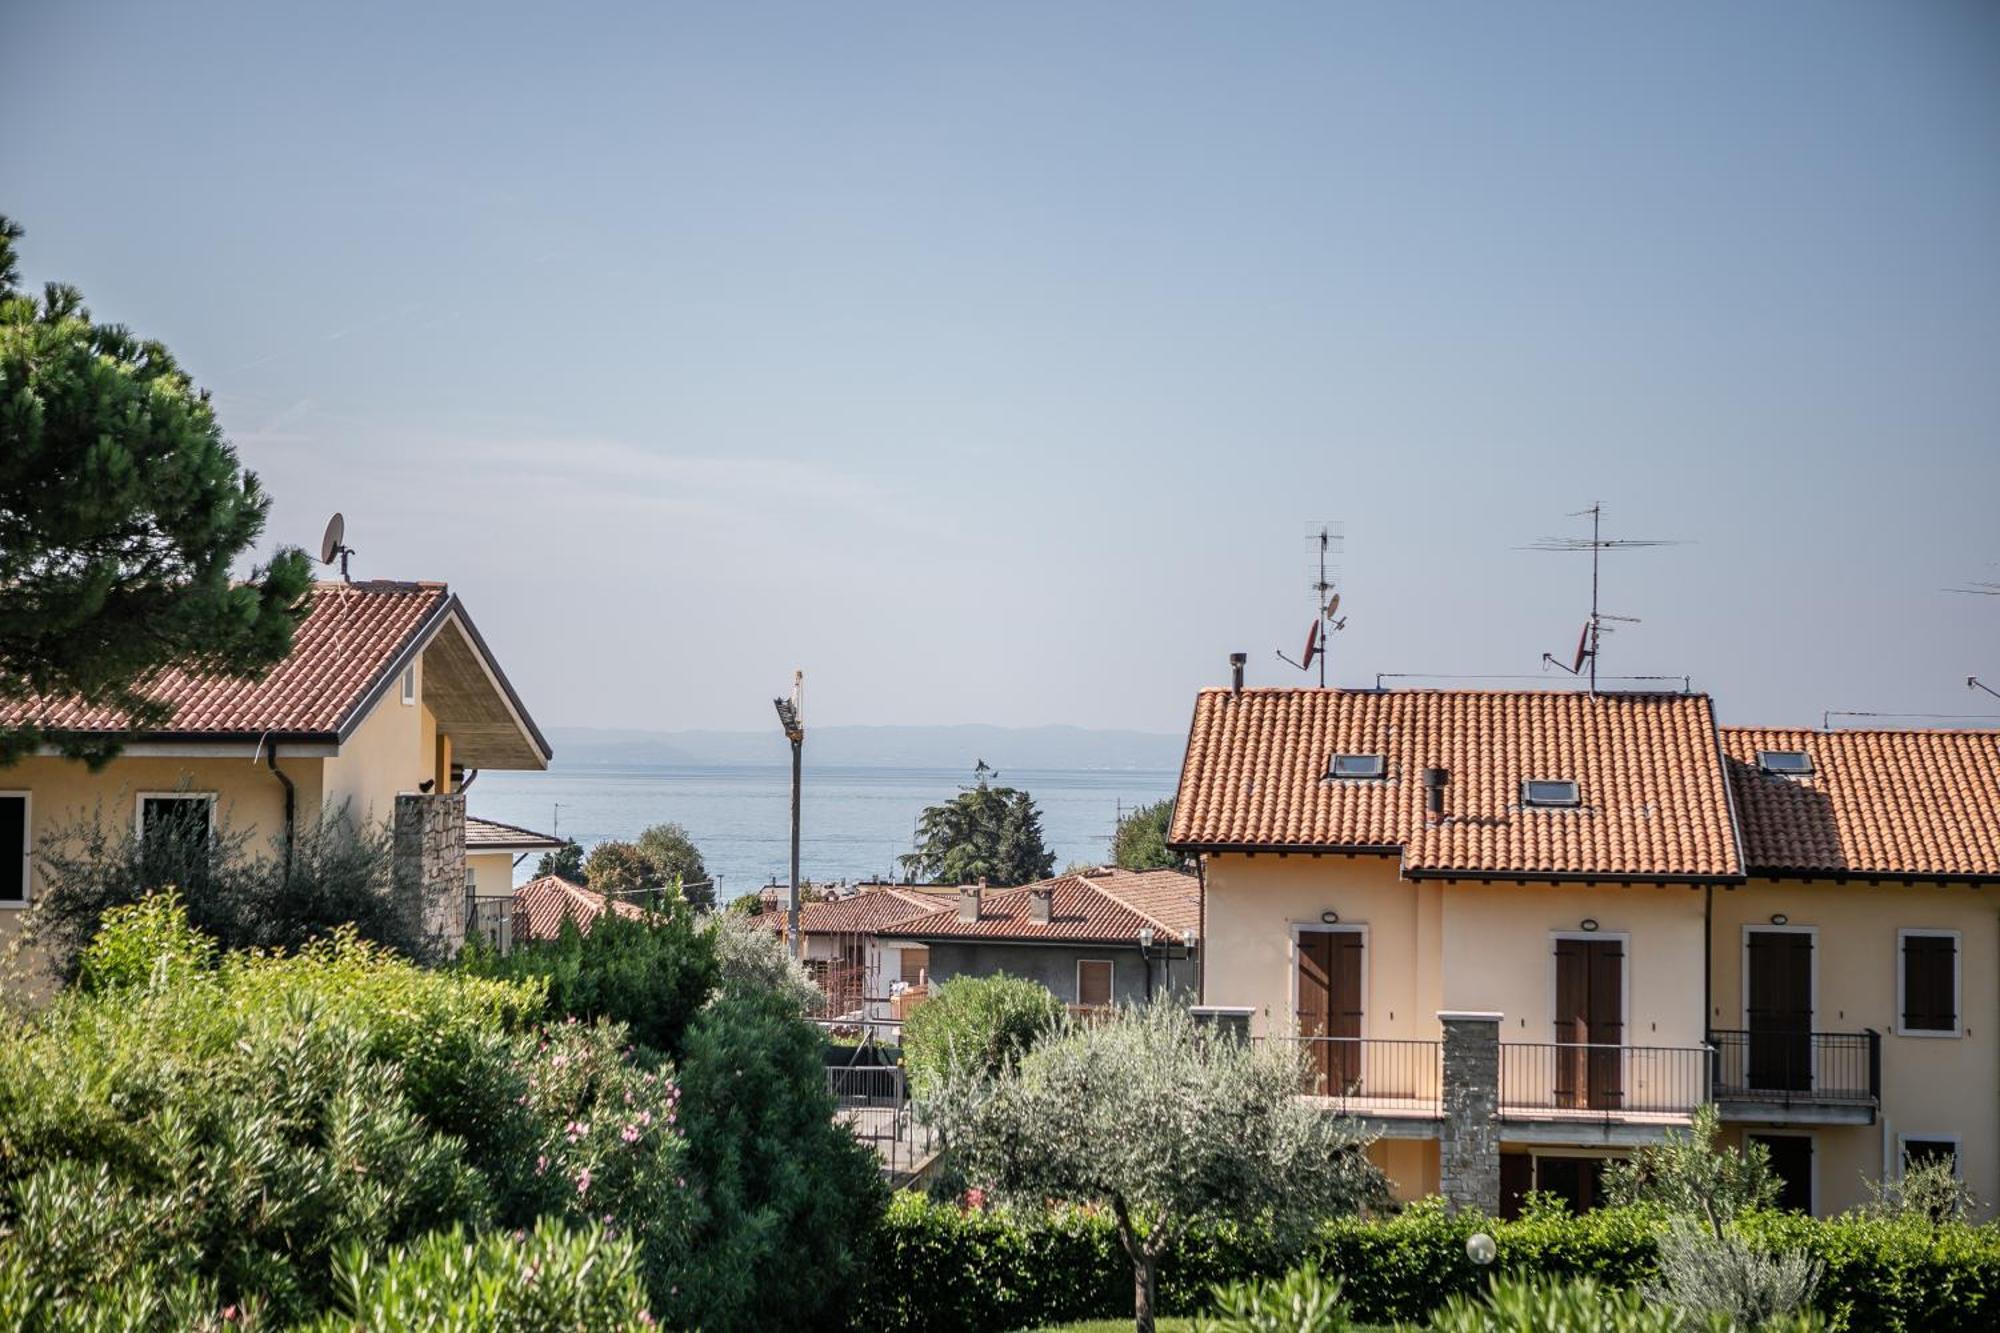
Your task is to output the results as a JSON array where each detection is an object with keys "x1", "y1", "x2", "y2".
[
  {"x1": 0, "y1": 215, "x2": 312, "y2": 767},
  {"x1": 1861, "y1": 1156, "x2": 1980, "y2": 1225},
  {"x1": 1604, "y1": 1105, "x2": 1779, "y2": 1241},
  {"x1": 933, "y1": 1000, "x2": 1386, "y2": 1333},
  {"x1": 707, "y1": 910, "x2": 819, "y2": 1013}
]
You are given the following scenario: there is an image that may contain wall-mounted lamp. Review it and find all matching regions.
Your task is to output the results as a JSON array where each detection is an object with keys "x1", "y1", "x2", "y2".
[
  {"x1": 1138, "y1": 926, "x2": 1156, "y2": 952},
  {"x1": 1320, "y1": 910, "x2": 1340, "y2": 925},
  {"x1": 1580, "y1": 918, "x2": 1599, "y2": 932},
  {"x1": 1770, "y1": 913, "x2": 1789, "y2": 926}
]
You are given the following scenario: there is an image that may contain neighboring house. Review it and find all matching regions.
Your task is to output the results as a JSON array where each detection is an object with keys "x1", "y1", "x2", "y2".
[
  {"x1": 0, "y1": 580, "x2": 552, "y2": 960},
  {"x1": 1167, "y1": 683, "x2": 2000, "y2": 1220},
  {"x1": 508, "y1": 873, "x2": 645, "y2": 944},
  {"x1": 877, "y1": 867, "x2": 1201, "y2": 1013},
  {"x1": 759, "y1": 883, "x2": 952, "y2": 1018},
  {"x1": 464, "y1": 816, "x2": 566, "y2": 947}
]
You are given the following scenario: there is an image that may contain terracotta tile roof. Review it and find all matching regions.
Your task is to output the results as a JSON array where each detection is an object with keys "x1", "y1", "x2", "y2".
[
  {"x1": 465, "y1": 816, "x2": 565, "y2": 853},
  {"x1": 879, "y1": 867, "x2": 1201, "y2": 945},
  {"x1": 1722, "y1": 727, "x2": 2000, "y2": 879},
  {"x1": 1169, "y1": 689, "x2": 1742, "y2": 881},
  {"x1": 511, "y1": 875, "x2": 644, "y2": 941},
  {"x1": 0, "y1": 581, "x2": 448, "y2": 738},
  {"x1": 756, "y1": 885, "x2": 940, "y2": 937}
]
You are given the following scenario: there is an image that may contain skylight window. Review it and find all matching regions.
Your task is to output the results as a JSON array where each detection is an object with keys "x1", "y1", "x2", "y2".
[
  {"x1": 1327, "y1": 753, "x2": 1387, "y2": 780},
  {"x1": 1757, "y1": 750, "x2": 1814, "y2": 777},
  {"x1": 1521, "y1": 779, "x2": 1581, "y2": 808}
]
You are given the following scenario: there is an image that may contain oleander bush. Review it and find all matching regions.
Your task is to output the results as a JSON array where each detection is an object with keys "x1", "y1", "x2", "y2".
[{"x1": 856, "y1": 1194, "x2": 2000, "y2": 1332}]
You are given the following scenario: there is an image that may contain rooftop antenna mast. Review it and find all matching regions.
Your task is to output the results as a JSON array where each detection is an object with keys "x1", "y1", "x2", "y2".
[
  {"x1": 1275, "y1": 522, "x2": 1346, "y2": 687},
  {"x1": 1525, "y1": 503, "x2": 1680, "y2": 694}
]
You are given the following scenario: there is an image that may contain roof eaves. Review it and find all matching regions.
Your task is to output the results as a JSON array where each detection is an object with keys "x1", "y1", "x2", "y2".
[{"x1": 333, "y1": 588, "x2": 456, "y2": 744}]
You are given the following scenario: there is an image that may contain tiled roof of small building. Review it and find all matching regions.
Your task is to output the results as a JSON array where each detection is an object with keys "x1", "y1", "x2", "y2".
[
  {"x1": 0, "y1": 581, "x2": 447, "y2": 738},
  {"x1": 755, "y1": 885, "x2": 940, "y2": 936},
  {"x1": 1169, "y1": 688, "x2": 1742, "y2": 881},
  {"x1": 1722, "y1": 727, "x2": 2000, "y2": 880},
  {"x1": 465, "y1": 816, "x2": 565, "y2": 852},
  {"x1": 879, "y1": 867, "x2": 1200, "y2": 945},
  {"x1": 512, "y1": 875, "x2": 645, "y2": 941}
]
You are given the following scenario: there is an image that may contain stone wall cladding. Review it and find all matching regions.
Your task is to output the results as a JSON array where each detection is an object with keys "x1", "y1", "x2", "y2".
[
  {"x1": 1438, "y1": 1012, "x2": 1502, "y2": 1214},
  {"x1": 395, "y1": 792, "x2": 467, "y2": 958}
]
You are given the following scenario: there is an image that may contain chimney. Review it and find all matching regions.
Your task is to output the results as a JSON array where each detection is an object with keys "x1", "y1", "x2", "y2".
[
  {"x1": 958, "y1": 882, "x2": 982, "y2": 923},
  {"x1": 1229, "y1": 652, "x2": 1247, "y2": 695},
  {"x1": 1029, "y1": 886, "x2": 1053, "y2": 925},
  {"x1": 1424, "y1": 767, "x2": 1450, "y2": 823}
]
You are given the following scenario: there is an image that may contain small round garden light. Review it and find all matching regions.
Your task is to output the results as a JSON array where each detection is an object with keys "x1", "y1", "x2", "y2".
[{"x1": 1466, "y1": 1232, "x2": 1497, "y2": 1266}]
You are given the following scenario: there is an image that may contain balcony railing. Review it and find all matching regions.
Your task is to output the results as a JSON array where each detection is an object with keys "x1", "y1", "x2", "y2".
[
  {"x1": 1278, "y1": 1037, "x2": 1443, "y2": 1119},
  {"x1": 1708, "y1": 1029, "x2": 1880, "y2": 1107},
  {"x1": 1497, "y1": 1042, "x2": 1709, "y2": 1121}
]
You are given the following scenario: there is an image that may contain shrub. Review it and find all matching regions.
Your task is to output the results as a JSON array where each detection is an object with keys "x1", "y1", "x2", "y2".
[
  {"x1": 461, "y1": 900, "x2": 718, "y2": 1059},
  {"x1": 1199, "y1": 1266, "x2": 1349, "y2": 1333},
  {"x1": 1860, "y1": 1158, "x2": 1980, "y2": 1226},
  {"x1": 709, "y1": 908, "x2": 820, "y2": 1013},
  {"x1": 301, "y1": 1219, "x2": 654, "y2": 1331},
  {"x1": 1604, "y1": 1106, "x2": 1778, "y2": 1239},
  {"x1": 667, "y1": 989, "x2": 887, "y2": 1331},
  {"x1": 1425, "y1": 1275, "x2": 1687, "y2": 1333},
  {"x1": 1648, "y1": 1219, "x2": 1821, "y2": 1326},
  {"x1": 902, "y1": 972, "x2": 1064, "y2": 1102}
]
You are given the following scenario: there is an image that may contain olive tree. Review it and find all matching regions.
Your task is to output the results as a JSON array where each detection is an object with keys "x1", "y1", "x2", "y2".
[{"x1": 934, "y1": 1000, "x2": 1385, "y2": 1333}]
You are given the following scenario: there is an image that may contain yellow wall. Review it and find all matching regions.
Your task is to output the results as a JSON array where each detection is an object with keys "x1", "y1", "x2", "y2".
[
  {"x1": 468, "y1": 851, "x2": 515, "y2": 901},
  {"x1": 320, "y1": 659, "x2": 431, "y2": 829},
  {"x1": 1712, "y1": 879, "x2": 2000, "y2": 1215},
  {"x1": 1201, "y1": 853, "x2": 1707, "y2": 1048},
  {"x1": 1370, "y1": 1138, "x2": 1440, "y2": 1203}
]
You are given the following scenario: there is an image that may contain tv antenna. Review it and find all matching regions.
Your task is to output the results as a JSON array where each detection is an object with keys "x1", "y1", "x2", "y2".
[
  {"x1": 1523, "y1": 503, "x2": 1681, "y2": 693},
  {"x1": 1275, "y1": 522, "x2": 1346, "y2": 687},
  {"x1": 319, "y1": 512, "x2": 356, "y2": 582}
]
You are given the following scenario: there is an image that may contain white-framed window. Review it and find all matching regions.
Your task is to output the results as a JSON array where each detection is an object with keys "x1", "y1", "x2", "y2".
[
  {"x1": 1897, "y1": 929, "x2": 1961, "y2": 1037},
  {"x1": 135, "y1": 792, "x2": 217, "y2": 843},
  {"x1": 1522, "y1": 779, "x2": 1581, "y2": 808},
  {"x1": 1757, "y1": 750, "x2": 1814, "y2": 777},
  {"x1": 0, "y1": 792, "x2": 29, "y2": 906},
  {"x1": 1077, "y1": 958, "x2": 1114, "y2": 1009},
  {"x1": 400, "y1": 663, "x2": 417, "y2": 706},
  {"x1": 1899, "y1": 1135, "x2": 1961, "y2": 1180},
  {"x1": 1327, "y1": 753, "x2": 1387, "y2": 780}
]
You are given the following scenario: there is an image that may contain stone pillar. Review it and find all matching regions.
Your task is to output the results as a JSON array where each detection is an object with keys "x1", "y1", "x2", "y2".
[
  {"x1": 395, "y1": 792, "x2": 467, "y2": 958},
  {"x1": 1190, "y1": 1005, "x2": 1256, "y2": 1043},
  {"x1": 1437, "y1": 1011, "x2": 1502, "y2": 1214}
]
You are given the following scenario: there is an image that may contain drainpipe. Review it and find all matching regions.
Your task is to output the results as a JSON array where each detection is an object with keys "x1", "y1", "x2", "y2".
[
  {"x1": 1195, "y1": 854, "x2": 1208, "y2": 1004},
  {"x1": 1702, "y1": 883, "x2": 1713, "y2": 1044},
  {"x1": 261, "y1": 733, "x2": 297, "y2": 874}
]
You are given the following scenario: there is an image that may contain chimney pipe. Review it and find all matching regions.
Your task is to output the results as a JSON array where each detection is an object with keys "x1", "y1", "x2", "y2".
[
  {"x1": 1424, "y1": 767, "x2": 1450, "y2": 822},
  {"x1": 958, "y1": 883, "x2": 982, "y2": 923},
  {"x1": 1029, "y1": 886, "x2": 1053, "y2": 925},
  {"x1": 1229, "y1": 652, "x2": 1246, "y2": 695}
]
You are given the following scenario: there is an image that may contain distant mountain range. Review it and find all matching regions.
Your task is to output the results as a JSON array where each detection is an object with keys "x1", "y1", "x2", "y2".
[{"x1": 545, "y1": 724, "x2": 1186, "y2": 772}]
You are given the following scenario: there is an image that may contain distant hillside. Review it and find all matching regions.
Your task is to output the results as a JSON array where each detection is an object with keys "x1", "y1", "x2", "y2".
[{"x1": 545, "y1": 724, "x2": 1186, "y2": 772}]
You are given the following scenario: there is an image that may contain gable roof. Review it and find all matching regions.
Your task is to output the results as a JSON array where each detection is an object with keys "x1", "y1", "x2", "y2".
[
  {"x1": 3, "y1": 580, "x2": 551, "y2": 768},
  {"x1": 511, "y1": 875, "x2": 644, "y2": 941},
  {"x1": 879, "y1": 867, "x2": 1200, "y2": 945},
  {"x1": 466, "y1": 816, "x2": 565, "y2": 854},
  {"x1": 1169, "y1": 688, "x2": 1742, "y2": 881},
  {"x1": 1722, "y1": 727, "x2": 2000, "y2": 881},
  {"x1": 757, "y1": 884, "x2": 941, "y2": 937}
]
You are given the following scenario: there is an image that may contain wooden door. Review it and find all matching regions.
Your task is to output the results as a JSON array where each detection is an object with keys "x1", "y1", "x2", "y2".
[
  {"x1": 1554, "y1": 937, "x2": 1624, "y2": 1109},
  {"x1": 1746, "y1": 930, "x2": 1812, "y2": 1092},
  {"x1": 1297, "y1": 930, "x2": 1364, "y2": 1093}
]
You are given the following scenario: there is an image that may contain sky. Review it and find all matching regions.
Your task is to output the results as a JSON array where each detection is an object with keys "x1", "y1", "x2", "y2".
[{"x1": 5, "y1": 2, "x2": 1998, "y2": 736}]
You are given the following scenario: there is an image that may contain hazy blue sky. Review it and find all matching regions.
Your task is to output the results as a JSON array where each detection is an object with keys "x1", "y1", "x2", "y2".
[{"x1": 5, "y1": 2, "x2": 1997, "y2": 735}]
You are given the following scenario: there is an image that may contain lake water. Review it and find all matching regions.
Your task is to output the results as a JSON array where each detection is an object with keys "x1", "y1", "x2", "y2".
[{"x1": 468, "y1": 763, "x2": 1180, "y2": 900}]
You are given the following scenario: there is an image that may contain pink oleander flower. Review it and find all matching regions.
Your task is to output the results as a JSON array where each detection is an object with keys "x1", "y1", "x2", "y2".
[
  {"x1": 962, "y1": 1186, "x2": 987, "y2": 1212},
  {"x1": 622, "y1": 1123, "x2": 642, "y2": 1144},
  {"x1": 577, "y1": 1168, "x2": 593, "y2": 1196}
]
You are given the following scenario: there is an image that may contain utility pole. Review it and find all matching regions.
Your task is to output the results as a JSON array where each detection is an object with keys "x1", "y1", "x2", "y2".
[{"x1": 773, "y1": 671, "x2": 805, "y2": 961}]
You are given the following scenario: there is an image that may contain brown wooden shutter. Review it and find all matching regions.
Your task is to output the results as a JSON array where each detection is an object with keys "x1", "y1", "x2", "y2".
[
  {"x1": 1903, "y1": 935, "x2": 1957, "y2": 1032},
  {"x1": 900, "y1": 947, "x2": 929, "y2": 986},
  {"x1": 1077, "y1": 959, "x2": 1113, "y2": 1008},
  {"x1": 1297, "y1": 932, "x2": 1333, "y2": 1038}
]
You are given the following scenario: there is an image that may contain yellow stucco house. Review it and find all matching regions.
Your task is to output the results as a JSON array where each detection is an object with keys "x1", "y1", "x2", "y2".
[
  {"x1": 1168, "y1": 680, "x2": 2000, "y2": 1219},
  {"x1": 0, "y1": 580, "x2": 556, "y2": 962}
]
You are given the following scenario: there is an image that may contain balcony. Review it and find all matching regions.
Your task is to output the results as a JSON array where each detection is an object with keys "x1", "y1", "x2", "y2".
[
  {"x1": 1708, "y1": 1029, "x2": 1880, "y2": 1125},
  {"x1": 1497, "y1": 1042, "x2": 1709, "y2": 1138},
  {"x1": 1285, "y1": 1037, "x2": 1443, "y2": 1133}
]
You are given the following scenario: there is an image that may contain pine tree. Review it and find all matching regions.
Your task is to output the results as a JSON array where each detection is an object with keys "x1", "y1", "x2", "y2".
[
  {"x1": 899, "y1": 765, "x2": 1056, "y2": 886},
  {"x1": 0, "y1": 216, "x2": 311, "y2": 765}
]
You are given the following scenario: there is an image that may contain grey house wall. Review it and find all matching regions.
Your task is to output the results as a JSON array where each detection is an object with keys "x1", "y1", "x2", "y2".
[{"x1": 912, "y1": 940, "x2": 1198, "y2": 1006}]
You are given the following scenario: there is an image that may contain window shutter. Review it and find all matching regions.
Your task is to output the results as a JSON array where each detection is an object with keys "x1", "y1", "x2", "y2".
[{"x1": 1902, "y1": 935, "x2": 1957, "y2": 1032}]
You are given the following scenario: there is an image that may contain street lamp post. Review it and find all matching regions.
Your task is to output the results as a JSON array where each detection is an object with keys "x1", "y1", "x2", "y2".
[{"x1": 773, "y1": 671, "x2": 805, "y2": 961}]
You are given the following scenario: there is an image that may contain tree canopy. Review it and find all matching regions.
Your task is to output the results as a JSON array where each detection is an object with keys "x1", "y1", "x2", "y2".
[
  {"x1": 1111, "y1": 797, "x2": 1180, "y2": 871},
  {"x1": 534, "y1": 840, "x2": 587, "y2": 884},
  {"x1": 0, "y1": 215, "x2": 312, "y2": 766},
  {"x1": 583, "y1": 823, "x2": 714, "y2": 910},
  {"x1": 899, "y1": 765, "x2": 1055, "y2": 887}
]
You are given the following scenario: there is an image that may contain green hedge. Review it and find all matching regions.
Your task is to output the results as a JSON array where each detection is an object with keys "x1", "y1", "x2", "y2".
[{"x1": 856, "y1": 1195, "x2": 2000, "y2": 1333}]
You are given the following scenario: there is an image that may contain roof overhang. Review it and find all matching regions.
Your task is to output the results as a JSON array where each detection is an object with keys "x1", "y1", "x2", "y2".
[{"x1": 344, "y1": 597, "x2": 552, "y2": 770}]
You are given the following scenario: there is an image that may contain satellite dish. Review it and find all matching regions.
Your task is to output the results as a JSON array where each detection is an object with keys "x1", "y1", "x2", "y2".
[
  {"x1": 1325, "y1": 592, "x2": 1341, "y2": 619},
  {"x1": 1570, "y1": 621, "x2": 1592, "y2": 675},
  {"x1": 1302, "y1": 619, "x2": 1322, "y2": 668},
  {"x1": 320, "y1": 513, "x2": 345, "y2": 565}
]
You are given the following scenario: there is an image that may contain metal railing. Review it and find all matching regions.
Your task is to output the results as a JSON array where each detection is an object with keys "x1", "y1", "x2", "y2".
[
  {"x1": 1708, "y1": 1029, "x2": 1880, "y2": 1106},
  {"x1": 1275, "y1": 1037, "x2": 1443, "y2": 1117},
  {"x1": 1498, "y1": 1042, "x2": 1709, "y2": 1119},
  {"x1": 826, "y1": 1062, "x2": 937, "y2": 1183}
]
